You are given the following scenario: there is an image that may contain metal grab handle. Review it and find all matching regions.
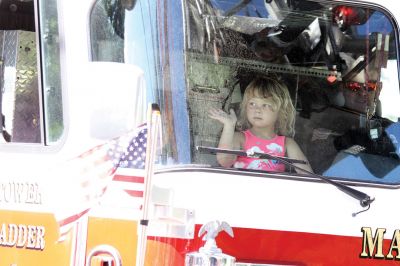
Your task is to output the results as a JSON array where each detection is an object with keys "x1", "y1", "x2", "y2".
[{"x1": 85, "y1": 244, "x2": 122, "y2": 266}]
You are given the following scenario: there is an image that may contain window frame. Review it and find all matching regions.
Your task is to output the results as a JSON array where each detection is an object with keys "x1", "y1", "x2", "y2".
[{"x1": 0, "y1": 0, "x2": 65, "y2": 151}]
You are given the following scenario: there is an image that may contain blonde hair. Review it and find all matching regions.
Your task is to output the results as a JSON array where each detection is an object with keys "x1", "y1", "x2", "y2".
[{"x1": 237, "y1": 77, "x2": 296, "y2": 137}]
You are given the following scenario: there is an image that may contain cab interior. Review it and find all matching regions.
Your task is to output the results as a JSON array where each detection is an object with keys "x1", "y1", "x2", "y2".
[
  {"x1": 182, "y1": 0, "x2": 400, "y2": 183},
  {"x1": 0, "y1": 0, "x2": 34, "y2": 31}
]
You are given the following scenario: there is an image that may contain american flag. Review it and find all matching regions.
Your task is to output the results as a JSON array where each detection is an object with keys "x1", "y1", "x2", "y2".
[
  {"x1": 111, "y1": 124, "x2": 147, "y2": 206},
  {"x1": 55, "y1": 124, "x2": 147, "y2": 241},
  {"x1": 115, "y1": 124, "x2": 147, "y2": 169}
]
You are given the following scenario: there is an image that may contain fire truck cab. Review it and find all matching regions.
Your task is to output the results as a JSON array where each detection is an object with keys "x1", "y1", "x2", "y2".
[{"x1": 1, "y1": 0, "x2": 400, "y2": 265}]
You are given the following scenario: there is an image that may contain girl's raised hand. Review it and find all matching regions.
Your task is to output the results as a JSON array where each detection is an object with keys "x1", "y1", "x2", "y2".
[{"x1": 208, "y1": 108, "x2": 237, "y2": 127}]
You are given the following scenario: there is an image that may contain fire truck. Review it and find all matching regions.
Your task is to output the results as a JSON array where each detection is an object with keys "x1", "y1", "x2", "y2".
[{"x1": 1, "y1": 0, "x2": 400, "y2": 265}]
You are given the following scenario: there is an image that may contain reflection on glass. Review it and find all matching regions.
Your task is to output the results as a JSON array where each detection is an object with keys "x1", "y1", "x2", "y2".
[
  {"x1": 181, "y1": 0, "x2": 400, "y2": 185},
  {"x1": 90, "y1": 0, "x2": 400, "y2": 185}
]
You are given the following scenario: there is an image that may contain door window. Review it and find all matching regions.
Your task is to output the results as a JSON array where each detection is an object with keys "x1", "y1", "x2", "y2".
[{"x1": 0, "y1": 0, "x2": 63, "y2": 144}]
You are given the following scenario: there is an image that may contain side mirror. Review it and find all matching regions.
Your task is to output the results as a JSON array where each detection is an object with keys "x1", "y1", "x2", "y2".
[
  {"x1": 122, "y1": 0, "x2": 137, "y2": 11},
  {"x1": 103, "y1": 0, "x2": 138, "y2": 39}
]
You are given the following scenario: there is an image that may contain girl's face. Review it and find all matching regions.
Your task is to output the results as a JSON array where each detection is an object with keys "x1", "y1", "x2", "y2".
[{"x1": 246, "y1": 96, "x2": 279, "y2": 129}]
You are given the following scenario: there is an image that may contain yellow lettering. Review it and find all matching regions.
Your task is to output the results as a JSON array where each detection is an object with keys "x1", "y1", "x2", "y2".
[
  {"x1": 0, "y1": 223, "x2": 45, "y2": 250},
  {"x1": 7, "y1": 224, "x2": 18, "y2": 247},
  {"x1": 16, "y1": 224, "x2": 27, "y2": 248},
  {"x1": 26, "y1": 225, "x2": 36, "y2": 249},
  {"x1": 0, "y1": 224, "x2": 6, "y2": 245},
  {"x1": 35, "y1": 226, "x2": 45, "y2": 250},
  {"x1": 387, "y1": 229, "x2": 400, "y2": 259},
  {"x1": 360, "y1": 227, "x2": 386, "y2": 258}
]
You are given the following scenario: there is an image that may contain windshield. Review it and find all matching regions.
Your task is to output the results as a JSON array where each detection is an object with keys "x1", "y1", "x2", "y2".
[
  {"x1": 90, "y1": 0, "x2": 400, "y2": 185},
  {"x1": 180, "y1": 0, "x2": 400, "y2": 185}
]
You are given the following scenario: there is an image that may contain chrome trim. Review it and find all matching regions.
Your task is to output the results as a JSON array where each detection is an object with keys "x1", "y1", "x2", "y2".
[{"x1": 85, "y1": 244, "x2": 122, "y2": 266}]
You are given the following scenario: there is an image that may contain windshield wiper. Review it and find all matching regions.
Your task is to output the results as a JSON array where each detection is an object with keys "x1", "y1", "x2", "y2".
[
  {"x1": 198, "y1": 146, "x2": 308, "y2": 164},
  {"x1": 197, "y1": 146, "x2": 374, "y2": 216}
]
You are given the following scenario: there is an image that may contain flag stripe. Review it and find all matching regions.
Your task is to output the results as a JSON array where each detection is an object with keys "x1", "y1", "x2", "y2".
[
  {"x1": 58, "y1": 208, "x2": 90, "y2": 227},
  {"x1": 113, "y1": 174, "x2": 144, "y2": 183},
  {"x1": 124, "y1": 190, "x2": 144, "y2": 197}
]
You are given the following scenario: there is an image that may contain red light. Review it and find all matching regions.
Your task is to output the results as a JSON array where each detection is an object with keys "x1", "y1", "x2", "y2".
[
  {"x1": 333, "y1": 6, "x2": 363, "y2": 30},
  {"x1": 341, "y1": 7, "x2": 354, "y2": 17}
]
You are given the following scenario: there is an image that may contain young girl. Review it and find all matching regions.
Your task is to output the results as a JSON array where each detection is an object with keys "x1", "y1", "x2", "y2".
[{"x1": 209, "y1": 77, "x2": 313, "y2": 173}]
